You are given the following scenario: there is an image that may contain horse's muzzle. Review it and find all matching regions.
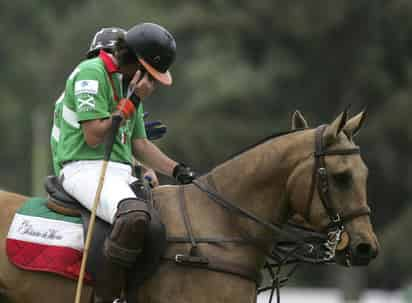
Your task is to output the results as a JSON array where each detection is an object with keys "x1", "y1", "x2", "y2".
[{"x1": 348, "y1": 241, "x2": 379, "y2": 266}]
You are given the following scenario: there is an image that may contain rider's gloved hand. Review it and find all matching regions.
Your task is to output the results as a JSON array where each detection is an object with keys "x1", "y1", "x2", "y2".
[
  {"x1": 145, "y1": 120, "x2": 167, "y2": 140},
  {"x1": 143, "y1": 112, "x2": 167, "y2": 141},
  {"x1": 116, "y1": 98, "x2": 136, "y2": 119},
  {"x1": 173, "y1": 163, "x2": 197, "y2": 184},
  {"x1": 143, "y1": 168, "x2": 160, "y2": 188}
]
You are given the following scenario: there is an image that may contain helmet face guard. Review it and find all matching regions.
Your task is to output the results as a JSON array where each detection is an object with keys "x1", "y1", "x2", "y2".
[
  {"x1": 87, "y1": 27, "x2": 126, "y2": 58},
  {"x1": 125, "y1": 23, "x2": 176, "y2": 85}
]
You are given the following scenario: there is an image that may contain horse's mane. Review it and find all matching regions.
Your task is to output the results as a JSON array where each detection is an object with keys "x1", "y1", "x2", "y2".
[{"x1": 223, "y1": 128, "x2": 306, "y2": 163}]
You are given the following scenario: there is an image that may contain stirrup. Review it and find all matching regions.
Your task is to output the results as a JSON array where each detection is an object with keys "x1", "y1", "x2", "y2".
[{"x1": 94, "y1": 297, "x2": 125, "y2": 303}]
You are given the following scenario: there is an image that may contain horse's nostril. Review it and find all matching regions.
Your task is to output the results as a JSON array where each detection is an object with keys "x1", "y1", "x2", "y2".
[{"x1": 355, "y1": 243, "x2": 374, "y2": 258}]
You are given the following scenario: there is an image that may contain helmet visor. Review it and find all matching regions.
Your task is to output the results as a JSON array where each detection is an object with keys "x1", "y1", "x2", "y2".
[{"x1": 138, "y1": 58, "x2": 172, "y2": 86}]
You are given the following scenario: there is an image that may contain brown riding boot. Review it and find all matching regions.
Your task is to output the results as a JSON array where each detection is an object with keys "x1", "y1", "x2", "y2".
[
  {"x1": 104, "y1": 199, "x2": 150, "y2": 267},
  {"x1": 93, "y1": 255, "x2": 124, "y2": 303},
  {"x1": 94, "y1": 199, "x2": 150, "y2": 302}
]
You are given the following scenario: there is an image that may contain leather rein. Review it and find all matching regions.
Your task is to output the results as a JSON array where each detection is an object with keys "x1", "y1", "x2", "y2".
[{"x1": 165, "y1": 125, "x2": 371, "y2": 303}]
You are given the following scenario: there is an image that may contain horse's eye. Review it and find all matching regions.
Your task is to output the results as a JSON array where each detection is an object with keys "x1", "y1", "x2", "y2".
[{"x1": 332, "y1": 172, "x2": 352, "y2": 188}]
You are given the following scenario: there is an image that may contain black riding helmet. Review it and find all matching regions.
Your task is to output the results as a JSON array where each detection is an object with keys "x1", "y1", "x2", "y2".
[
  {"x1": 87, "y1": 27, "x2": 126, "y2": 58},
  {"x1": 125, "y1": 23, "x2": 176, "y2": 86}
]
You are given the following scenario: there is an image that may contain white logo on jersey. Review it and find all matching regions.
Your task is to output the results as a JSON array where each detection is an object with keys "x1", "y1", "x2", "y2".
[
  {"x1": 77, "y1": 95, "x2": 95, "y2": 111},
  {"x1": 75, "y1": 80, "x2": 99, "y2": 95}
]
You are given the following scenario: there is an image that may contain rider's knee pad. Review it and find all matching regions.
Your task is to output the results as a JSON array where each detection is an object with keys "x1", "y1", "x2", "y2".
[
  {"x1": 104, "y1": 198, "x2": 151, "y2": 267},
  {"x1": 112, "y1": 198, "x2": 151, "y2": 237},
  {"x1": 115, "y1": 198, "x2": 151, "y2": 221}
]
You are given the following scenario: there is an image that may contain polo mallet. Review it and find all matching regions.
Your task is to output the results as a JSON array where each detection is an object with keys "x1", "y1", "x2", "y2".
[{"x1": 74, "y1": 72, "x2": 140, "y2": 303}]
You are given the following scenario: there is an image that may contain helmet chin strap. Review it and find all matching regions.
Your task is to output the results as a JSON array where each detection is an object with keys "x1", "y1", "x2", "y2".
[
  {"x1": 115, "y1": 44, "x2": 139, "y2": 67},
  {"x1": 116, "y1": 52, "x2": 147, "y2": 83}
]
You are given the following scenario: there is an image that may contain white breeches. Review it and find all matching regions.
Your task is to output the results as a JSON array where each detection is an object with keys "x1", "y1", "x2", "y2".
[{"x1": 61, "y1": 160, "x2": 138, "y2": 224}]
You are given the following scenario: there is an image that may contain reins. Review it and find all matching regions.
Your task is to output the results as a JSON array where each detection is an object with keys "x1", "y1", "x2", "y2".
[{"x1": 193, "y1": 177, "x2": 306, "y2": 245}]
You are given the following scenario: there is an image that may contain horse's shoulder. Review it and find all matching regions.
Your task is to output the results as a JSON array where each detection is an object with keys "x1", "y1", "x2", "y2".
[
  {"x1": 152, "y1": 185, "x2": 180, "y2": 208},
  {"x1": 0, "y1": 191, "x2": 27, "y2": 231},
  {"x1": 0, "y1": 190, "x2": 27, "y2": 204},
  {"x1": 152, "y1": 184, "x2": 201, "y2": 204},
  {"x1": 153, "y1": 185, "x2": 179, "y2": 198}
]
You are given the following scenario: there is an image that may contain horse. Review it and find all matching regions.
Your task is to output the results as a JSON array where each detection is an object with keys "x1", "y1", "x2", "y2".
[{"x1": 0, "y1": 110, "x2": 379, "y2": 303}]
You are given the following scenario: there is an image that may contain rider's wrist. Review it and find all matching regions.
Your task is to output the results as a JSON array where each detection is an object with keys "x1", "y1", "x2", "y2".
[{"x1": 117, "y1": 98, "x2": 135, "y2": 119}]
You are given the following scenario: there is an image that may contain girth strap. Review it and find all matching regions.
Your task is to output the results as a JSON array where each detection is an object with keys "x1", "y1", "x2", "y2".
[
  {"x1": 171, "y1": 180, "x2": 265, "y2": 284},
  {"x1": 167, "y1": 236, "x2": 247, "y2": 244},
  {"x1": 162, "y1": 252, "x2": 260, "y2": 284},
  {"x1": 178, "y1": 185, "x2": 202, "y2": 256}
]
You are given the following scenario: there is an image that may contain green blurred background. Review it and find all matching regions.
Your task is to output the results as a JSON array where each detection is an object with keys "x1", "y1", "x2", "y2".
[{"x1": 1, "y1": 0, "x2": 412, "y2": 300}]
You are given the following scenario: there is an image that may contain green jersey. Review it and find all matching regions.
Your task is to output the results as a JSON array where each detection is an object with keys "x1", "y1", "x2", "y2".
[
  {"x1": 53, "y1": 53, "x2": 146, "y2": 171},
  {"x1": 50, "y1": 92, "x2": 64, "y2": 175}
]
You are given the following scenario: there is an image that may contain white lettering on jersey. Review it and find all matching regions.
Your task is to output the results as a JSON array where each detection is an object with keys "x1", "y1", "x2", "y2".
[{"x1": 74, "y1": 80, "x2": 99, "y2": 95}]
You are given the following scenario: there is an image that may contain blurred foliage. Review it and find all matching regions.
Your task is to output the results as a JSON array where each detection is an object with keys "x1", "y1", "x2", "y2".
[
  {"x1": 1, "y1": 0, "x2": 412, "y2": 290},
  {"x1": 369, "y1": 203, "x2": 412, "y2": 289}
]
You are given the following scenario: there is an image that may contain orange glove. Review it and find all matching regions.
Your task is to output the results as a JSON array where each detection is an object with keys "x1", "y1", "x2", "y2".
[{"x1": 117, "y1": 98, "x2": 135, "y2": 119}]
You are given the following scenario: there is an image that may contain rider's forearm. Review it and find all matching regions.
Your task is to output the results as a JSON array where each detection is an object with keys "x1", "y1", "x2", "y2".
[
  {"x1": 81, "y1": 117, "x2": 114, "y2": 147},
  {"x1": 132, "y1": 138, "x2": 177, "y2": 177}
]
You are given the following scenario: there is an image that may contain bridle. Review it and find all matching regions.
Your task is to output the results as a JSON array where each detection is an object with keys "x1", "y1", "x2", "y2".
[{"x1": 302, "y1": 125, "x2": 371, "y2": 261}]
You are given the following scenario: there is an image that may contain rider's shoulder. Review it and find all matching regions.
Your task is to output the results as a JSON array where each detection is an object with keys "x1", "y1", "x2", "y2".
[
  {"x1": 78, "y1": 57, "x2": 105, "y2": 73},
  {"x1": 69, "y1": 58, "x2": 105, "y2": 80},
  {"x1": 65, "y1": 59, "x2": 107, "y2": 92}
]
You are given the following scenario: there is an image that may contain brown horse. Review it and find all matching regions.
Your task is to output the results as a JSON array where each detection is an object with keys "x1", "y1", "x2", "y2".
[{"x1": 0, "y1": 111, "x2": 379, "y2": 303}]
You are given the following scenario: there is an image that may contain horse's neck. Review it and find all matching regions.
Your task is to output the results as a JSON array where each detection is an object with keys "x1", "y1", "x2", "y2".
[
  {"x1": 153, "y1": 131, "x2": 312, "y2": 279},
  {"x1": 208, "y1": 130, "x2": 311, "y2": 226}
]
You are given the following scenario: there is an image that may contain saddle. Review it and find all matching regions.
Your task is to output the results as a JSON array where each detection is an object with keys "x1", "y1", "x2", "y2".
[
  {"x1": 45, "y1": 176, "x2": 82, "y2": 217},
  {"x1": 44, "y1": 175, "x2": 167, "y2": 291}
]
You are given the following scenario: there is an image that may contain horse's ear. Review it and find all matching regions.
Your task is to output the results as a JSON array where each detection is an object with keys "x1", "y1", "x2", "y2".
[
  {"x1": 323, "y1": 110, "x2": 348, "y2": 146},
  {"x1": 291, "y1": 110, "x2": 309, "y2": 130},
  {"x1": 343, "y1": 109, "x2": 367, "y2": 138}
]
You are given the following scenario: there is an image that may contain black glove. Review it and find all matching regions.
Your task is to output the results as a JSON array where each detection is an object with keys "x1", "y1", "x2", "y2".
[{"x1": 173, "y1": 163, "x2": 197, "y2": 184}]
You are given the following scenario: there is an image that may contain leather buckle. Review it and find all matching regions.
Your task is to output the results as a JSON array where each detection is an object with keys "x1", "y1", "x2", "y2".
[
  {"x1": 331, "y1": 213, "x2": 341, "y2": 223},
  {"x1": 175, "y1": 254, "x2": 209, "y2": 265}
]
